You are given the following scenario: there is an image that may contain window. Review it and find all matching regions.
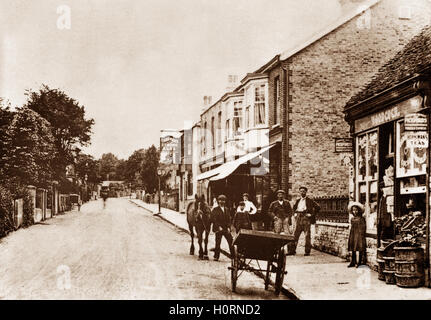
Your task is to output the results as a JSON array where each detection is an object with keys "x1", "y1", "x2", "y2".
[
  {"x1": 254, "y1": 85, "x2": 266, "y2": 125},
  {"x1": 226, "y1": 119, "x2": 230, "y2": 141},
  {"x1": 233, "y1": 101, "x2": 242, "y2": 136},
  {"x1": 274, "y1": 77, "x2": 280, "y2": 125},
  {"x1": 217, "y1": 112, "x2": 222, "y2": 146},
  {"x1": 356, "y1": 130, "x2": 378, "y2": 234},
  {"x1": 211, "y1": 117, "x2": 215, "y2": 149},
  {"x1": 202, "y1": 122, "x2": 207, "y2": 155},
  {"x1": 245, "y1": 106, "x2": 250, "y2": 129}
]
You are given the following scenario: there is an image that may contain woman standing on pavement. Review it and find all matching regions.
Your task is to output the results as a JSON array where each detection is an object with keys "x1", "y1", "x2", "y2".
[
  {"x1": 347, "y1": 202, "x2": 366, "y2": 268},
  {"x1": 242, "y1": 193, "x2": 258, "y2": 230}
]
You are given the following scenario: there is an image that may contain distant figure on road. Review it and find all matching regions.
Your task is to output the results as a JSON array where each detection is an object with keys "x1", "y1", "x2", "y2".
[
  {"x1": 290, "y1": 186, "x2": 320, "y2": 256},
  {"x1": 211, "y1": 195, "x2": 233, "y2": 261}
]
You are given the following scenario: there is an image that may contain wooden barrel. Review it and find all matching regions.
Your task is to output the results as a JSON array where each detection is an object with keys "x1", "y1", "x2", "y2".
[
  {"x1": 377, "y1": 247, "x2": 386, "y2": 281},
  {"x1": 394, "y1": 247, "x2": 424, "y2": 288},
  {"x1": 383, "y1": 257, "x2": 396, "y2": 284}
]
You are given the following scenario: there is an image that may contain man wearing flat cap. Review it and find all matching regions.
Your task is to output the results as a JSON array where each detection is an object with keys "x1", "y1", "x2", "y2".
[
  {"x1": 268, "y1": 189, "x2": 293, "y2": 235},
  {"x1": 211, "y1": 194, "x2": 233, "y2": 261},
  {"x1": 291, "y1": 186, "x2": 320, "y2": 256}
]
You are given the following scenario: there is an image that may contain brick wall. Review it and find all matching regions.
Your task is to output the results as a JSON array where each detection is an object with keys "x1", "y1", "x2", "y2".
[
  {"x1": 267, "y1": 0, "x2": 431, "y2": 199},
  {"x1": 312, "y1": 222, "x2": 350, "y2": 259},
  {"x1": 308, "y1": 222, "x2": 379, "y2": 270}
]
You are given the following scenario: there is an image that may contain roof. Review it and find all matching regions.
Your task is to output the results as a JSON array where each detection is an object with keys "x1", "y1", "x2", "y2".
[
  {"x1": 279, "y1": 0, "x2": 380, "y2": 61},
  {"x1": 345, "y1": 24, "x2": 431, "y2": 109}
]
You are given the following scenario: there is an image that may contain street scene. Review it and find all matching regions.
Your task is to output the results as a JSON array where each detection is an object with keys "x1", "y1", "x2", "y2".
[{"x1": 2, "y1": 0, "x2": 431, "y2": 302}]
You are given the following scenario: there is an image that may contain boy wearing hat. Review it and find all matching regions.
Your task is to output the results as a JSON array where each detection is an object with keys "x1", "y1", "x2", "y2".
[
  {"x1": 291, "y1": 186, "x2": 320, "y2": 256},
  {"x1": 268, "y1": 190, "x2": 293, "y2": 235},
  {"x1": 233, "y1": 201, "x2": 252, "y2": 233},
  {"x1": 211, "y1": 194, "x2": 233, "y2": 261}
]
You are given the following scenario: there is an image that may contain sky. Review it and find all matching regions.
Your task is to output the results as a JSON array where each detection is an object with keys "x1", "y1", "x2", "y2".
[{"x1": 0, "y1": 0, "x2": 368, "y2": 160}]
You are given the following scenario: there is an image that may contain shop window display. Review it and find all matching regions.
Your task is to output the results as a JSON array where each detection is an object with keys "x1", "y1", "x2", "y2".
[{"x1": 356, "y1": 130, "x2": 378, "y2": 234}]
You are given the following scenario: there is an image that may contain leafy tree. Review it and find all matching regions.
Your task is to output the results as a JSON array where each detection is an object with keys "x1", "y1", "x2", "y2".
[
  {"x1": 75, "y1": 153, "x2": 101, "y2": 184},
  {"x1": 140, "y1": 145, "x2": 160, "y2": 193},
  {"x1": 1, "y1": 107, "x2": 55, "y2": 187},
  {"x1": 99, "y1": 153, "x2": 121, "y2": 181},
  {"x1": 24, "y1": 84, "x2": 95, "y2": 177},
  {"x1": 0, "y1": 101, "x2": 14, "y2": 179},
  {"x1": 123, "y1": 149, "x2": 146, "y2": 186}
]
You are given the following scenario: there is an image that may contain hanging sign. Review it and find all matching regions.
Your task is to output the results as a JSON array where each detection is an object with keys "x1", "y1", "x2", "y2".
[
  {"x1": 335, "y1": 138, "x2": 353, "y2": 153},
  {"x1": 405, "y1": 113, "x2": 427, "y2": 131}
]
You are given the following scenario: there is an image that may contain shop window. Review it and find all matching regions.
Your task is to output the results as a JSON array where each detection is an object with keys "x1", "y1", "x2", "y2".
[
  {"x1": 396, "y1": 120, "x2": 427, "y2": 178},
  {"x1": 356, "y1": 130, "x2": 378, "y2": 233}
]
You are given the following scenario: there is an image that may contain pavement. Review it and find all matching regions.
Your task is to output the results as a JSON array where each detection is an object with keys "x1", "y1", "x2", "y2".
[{"x1": 131, "y1": 198, "x2": 431, "y2": 300}]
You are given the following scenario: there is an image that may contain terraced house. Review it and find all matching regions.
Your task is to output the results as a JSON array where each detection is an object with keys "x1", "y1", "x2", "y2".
[{"x1": 195, "y1": 0, "x2": 431, "y2": 263}]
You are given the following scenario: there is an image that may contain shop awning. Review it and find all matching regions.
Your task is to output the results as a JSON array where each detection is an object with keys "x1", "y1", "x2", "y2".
[
  {"x1": 209, "y1": 144, "x2": 275, "y2": 181},
  {"x1": 196, "y1": 165, "x2": 226, "y2": 181}
]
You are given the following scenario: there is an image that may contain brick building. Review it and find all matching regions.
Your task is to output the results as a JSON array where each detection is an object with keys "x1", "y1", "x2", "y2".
[
  {"x1": 251, "y1": 0, "x2": 431, "y2": 261},
  {"x1": 261, "y1": 0, "x2": 431, "y2": 201}
]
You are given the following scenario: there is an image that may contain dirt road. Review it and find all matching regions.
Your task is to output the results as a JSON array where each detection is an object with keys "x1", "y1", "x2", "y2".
[{"x1": 0, "y1": 198, "x2": 287, "y2": 300}]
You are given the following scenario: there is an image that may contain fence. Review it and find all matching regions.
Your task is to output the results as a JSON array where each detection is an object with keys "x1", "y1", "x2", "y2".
[{"x1": 314, "y1": 195, "x2": 349, "y2": 223}]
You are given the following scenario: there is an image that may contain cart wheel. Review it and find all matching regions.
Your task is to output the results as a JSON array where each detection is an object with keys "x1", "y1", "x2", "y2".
[
  {"x1": 274, "y1": 248, "x2": 286, "y2": 296},
  {"x1": 264, "y1": 259, "x2": 272, "y2": 290},
  {"x1": 231, "y1": 246, "x2": 238, "y2": 292}
]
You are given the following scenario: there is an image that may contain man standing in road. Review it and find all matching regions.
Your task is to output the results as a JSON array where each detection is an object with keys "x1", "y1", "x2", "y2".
[
  {"x1": 242, "y1": 193, "x2": 258, "y2": 229},
  {"x1": 211, "y1": 195, "x2": 233, "y2": 261},
  {"x1": 268, "y1": 190, "x2": 293, "y2": 235},
  {"x1": 290, "y1": 186, "x2": 320, "y2": 256}
]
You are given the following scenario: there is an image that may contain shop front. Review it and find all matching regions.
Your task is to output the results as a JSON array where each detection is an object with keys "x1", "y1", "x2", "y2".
[{"x1": 346, "y1": 86, "x2": 431, "y2": 286}]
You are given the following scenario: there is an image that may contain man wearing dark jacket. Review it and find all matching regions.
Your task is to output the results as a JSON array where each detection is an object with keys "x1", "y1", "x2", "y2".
[
  {"x1": 291, "y1": 186, "x2": 320, "y2": 256},
  {"x1": 268, "y1": 190, "x2": 293, "y2": 234},
  {"x1": 211, "y1": 194, "x2": 233, "y2": 261}
]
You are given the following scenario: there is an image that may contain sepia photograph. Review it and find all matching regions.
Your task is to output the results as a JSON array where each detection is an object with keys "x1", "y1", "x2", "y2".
[{"x1": 1, "y1": 0, "x2": 431, "y2": 307}]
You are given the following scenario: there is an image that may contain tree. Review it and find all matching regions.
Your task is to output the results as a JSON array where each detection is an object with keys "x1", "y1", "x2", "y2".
[
  {"x1": 1, "y1": 107, "x2": 55, "y2": 187},
  {"x1": 24, "y1": 84, "x2": 95, "y2": 177},
  {"x1": 75, "y1": 153, "x2": 101, "y2": 184},
  {"x1": 0, "y1": 101, "x2": 14, "y2": 179},
  {"x1": 123, "y1": 149, "x2": 146, "y2": 186},
  {"x1": 140, "y1": 145, "x2": 160, "y2": 193},
  {"x1": 99, "y1": 153, "x2": 121, "y2": 181}
]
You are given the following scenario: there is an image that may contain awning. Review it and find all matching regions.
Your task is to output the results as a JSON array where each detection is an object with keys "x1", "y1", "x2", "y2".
[
  {"x1": 208, "y1": 144, "x2": 275, "y2": 181},
  {"x1": 196, "y1": 164, "x2": 226, "y2": 181}
]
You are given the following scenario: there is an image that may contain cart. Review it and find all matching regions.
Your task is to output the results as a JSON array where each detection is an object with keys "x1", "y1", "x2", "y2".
[{"x1": 229, "y1": 229, "x2": 294, "y2": 295}]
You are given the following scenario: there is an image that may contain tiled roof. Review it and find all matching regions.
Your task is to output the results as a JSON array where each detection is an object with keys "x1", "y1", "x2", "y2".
[{"x1": 345, "y1": 25, "x2": 431, "y2": 109}]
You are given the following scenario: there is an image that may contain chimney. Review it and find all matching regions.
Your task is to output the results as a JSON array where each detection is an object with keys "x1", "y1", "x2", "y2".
[
  {"x1": 226, "y1": 75, "x2": 239, "y2": 92},
  {"x1": 202, "y1": 96, "x2": 212, "y2": 112}
]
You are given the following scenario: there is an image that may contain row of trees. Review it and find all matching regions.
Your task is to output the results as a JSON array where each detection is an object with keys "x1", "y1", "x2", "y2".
[
  {"x1": 0, "y1": 85, "x2": 95, "y2": 233},
  {"x1": 0, "y1": 85, "x2": 95, "y2": 191},
  {"x1": 96, "y1": 146, "x2": 161, "y2": 194}
]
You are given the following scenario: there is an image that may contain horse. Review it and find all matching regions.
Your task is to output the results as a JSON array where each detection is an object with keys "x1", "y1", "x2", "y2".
[{"x1": 186, "y1": 195, "x2": 212, "y2": 260}]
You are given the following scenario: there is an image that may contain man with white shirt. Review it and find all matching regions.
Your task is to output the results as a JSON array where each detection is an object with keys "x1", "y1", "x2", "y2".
[
  {"x1": 242, "y1": 193, "x2": 258, "y2": 229},
  {"x1": 291, "y1": 186, "x2": 320, "y2": 256}
]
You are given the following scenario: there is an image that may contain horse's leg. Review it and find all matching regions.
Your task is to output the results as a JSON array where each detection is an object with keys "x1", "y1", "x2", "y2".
[
  {"x1": 197, "y1": 227, "x2": 204, "y2": 260},
  {"x1": 189, "y1": 223, "x2": 195, "y2": 255},
  {"x1": 203, "y1": 229, "x2": 209, "y2": 260}
]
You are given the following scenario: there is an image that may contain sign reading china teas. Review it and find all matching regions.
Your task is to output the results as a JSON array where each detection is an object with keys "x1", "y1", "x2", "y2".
[
  {"x1": 406, "y1": 132, "x2": 428, "y2": 148},
  {"x1": 354, "y1": 96, "x2": 423, "y2": 133}
]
